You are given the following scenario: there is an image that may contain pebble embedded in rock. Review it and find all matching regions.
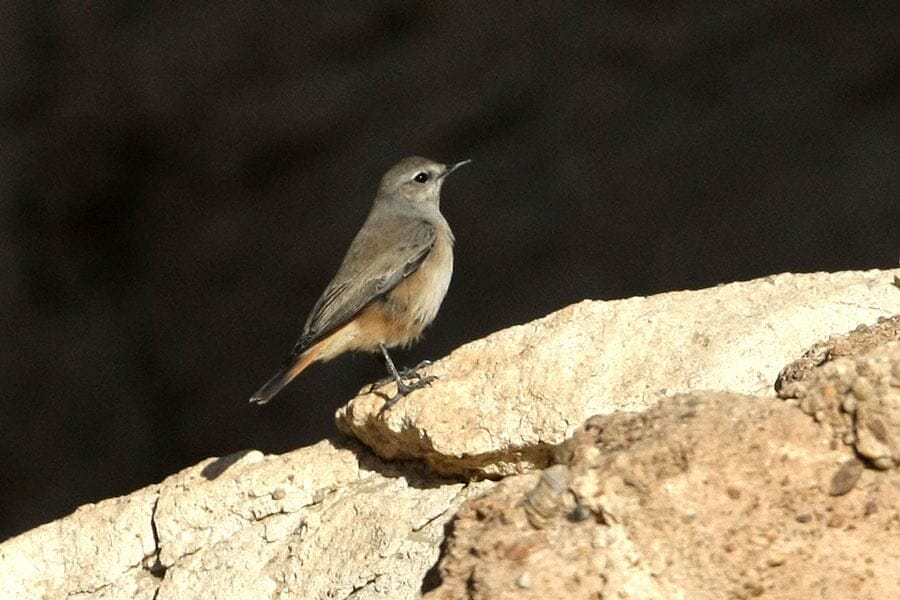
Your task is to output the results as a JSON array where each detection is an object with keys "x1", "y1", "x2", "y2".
[
  {"x1": 829, "y1": 459, "x2": 864, "y2": 496},
  {"x1": 515, "y1": 571, "x2": 532, "y2": 589}
]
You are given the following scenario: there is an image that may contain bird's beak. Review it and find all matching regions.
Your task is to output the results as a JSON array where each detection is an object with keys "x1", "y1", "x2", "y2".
[{"x1": 440, "y1": 159, "x2": 473, "y2": 178}]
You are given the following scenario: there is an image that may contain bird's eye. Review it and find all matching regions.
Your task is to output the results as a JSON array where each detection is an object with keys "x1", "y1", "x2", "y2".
[{"x1": 413, "y1": 172, "x2": 430, "y2": 183}]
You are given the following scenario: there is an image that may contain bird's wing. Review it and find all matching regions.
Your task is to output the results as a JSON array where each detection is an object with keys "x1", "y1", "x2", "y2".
[{"x1": 288, "y1": 218, "x2": 437, "y2": 357}]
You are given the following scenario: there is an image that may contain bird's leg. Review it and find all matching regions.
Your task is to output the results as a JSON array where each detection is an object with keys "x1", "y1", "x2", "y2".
[
  {"x1": 369, "y1": 349, "x2": 433, "y2": 388},
  {"x1": 399, "y1": 359, "x2": 433, "y2": 379},
  {"x1": 368, "y1": 359, "x2": 432, "y2": 390},
  {"x1": 370, "y1": 343, "x2": 436, "y2": 408}
]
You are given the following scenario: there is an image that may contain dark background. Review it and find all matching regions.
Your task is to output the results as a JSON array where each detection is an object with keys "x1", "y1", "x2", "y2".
[{"x1": 1, "y1": 2, "x2": 897, "y2": 541}]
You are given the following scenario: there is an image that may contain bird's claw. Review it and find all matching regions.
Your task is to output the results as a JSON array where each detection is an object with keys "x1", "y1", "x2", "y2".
[
  {"x1": 368, "y1": 360, "x2": 433, "y2": 393},
  {"x1": 378, "y1": 375, "x2": 437, "y2": 412}
]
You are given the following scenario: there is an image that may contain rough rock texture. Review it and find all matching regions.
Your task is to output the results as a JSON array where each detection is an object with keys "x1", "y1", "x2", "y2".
[
  {"x1": 338, "y1": 270, "x2": 900, "y2": 478},
  {"x1": 0, "y1": 441, "x2": 493, "y2": 599},
  {"x1": 424, "y1": 389, "x2": 900, "y2": 599},
  {"x1": 776, "y1": 315, "x2": 900, "y2": 390},
  {"x1": 2, "y1": 269, "x2": 899, "y2": 599},
  {"x1": 777, "y1": 324, "x2": 900, "y2": 470}
]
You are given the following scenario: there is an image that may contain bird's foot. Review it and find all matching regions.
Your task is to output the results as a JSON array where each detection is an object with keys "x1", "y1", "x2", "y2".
[
  {"x1": 367, "y1": 359, "x2": 437, "y2": 412},
  {"x1": 378, "y1": 375, "x2": 437, "y2": 411},
  {"x1": 370, "y1": 344, "x2": 437, "y2": 411},
  {"x1": 367, "y1": 360, "x2": 433, "y2": 393}
]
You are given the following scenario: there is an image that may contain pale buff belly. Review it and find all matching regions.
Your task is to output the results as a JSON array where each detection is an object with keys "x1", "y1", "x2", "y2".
[{"x1": 312, "y1": 234, "x2": 454, "y2": 360}]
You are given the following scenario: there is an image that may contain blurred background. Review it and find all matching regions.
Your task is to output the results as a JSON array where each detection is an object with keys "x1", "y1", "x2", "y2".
[{"x1": 1, "y1": 2, "x2": 898, "y2": 541}]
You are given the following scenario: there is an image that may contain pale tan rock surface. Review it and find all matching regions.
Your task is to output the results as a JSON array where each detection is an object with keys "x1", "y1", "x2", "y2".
[
  {"x1": 338, "y1": 269, "x2": 900, "y2": 478},
  {"x1": 424, "y1": 389, "x2": 900, "y2": 599},
  {"x1": 0, "y1": 440, "x2": 493, "y2": 600},
  {"x1": 2, "y1": 269, "x2": 899, "y2": 600},
  {"x1": 775, "y1": 315, "x2": 900, "y2": 470},
  {"x1": 0, "y1": 486, "x2": 160, "y2": 600}
]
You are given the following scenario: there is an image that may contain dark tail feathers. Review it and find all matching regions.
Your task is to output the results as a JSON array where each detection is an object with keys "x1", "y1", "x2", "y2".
[{"x1": 249, "y1": 351, "x2": 314, "y2": 405}]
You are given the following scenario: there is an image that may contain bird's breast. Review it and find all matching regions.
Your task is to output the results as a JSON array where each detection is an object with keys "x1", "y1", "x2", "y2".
[{"x1": 380, "y1": 222, "x2": 454, "y2": 344}]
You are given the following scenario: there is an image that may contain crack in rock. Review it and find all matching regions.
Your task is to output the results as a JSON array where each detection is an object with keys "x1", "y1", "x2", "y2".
[{"x1": 145, "y1": 494, "x2": 166, "y2": 579}]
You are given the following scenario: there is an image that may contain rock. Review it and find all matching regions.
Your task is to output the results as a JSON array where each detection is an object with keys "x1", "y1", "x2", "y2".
[
  {"x1": 778, "y1": 335, "x2": 900, "y2": 469},
  {"x1": 424, "y1": 392, "x2": 900, "y2": 600},
  {"x1": 0, "y1": 440, "x2": 493, "y2": 600},
  {"x1": 776, "y1": 315, "x2": 900, "y2": 390},
  {"x1": 2, "y1": 269, "x2": 899, "y2": 599},
  {"x1": 828, "y1": 459, "x2": 865, "y2": 496},
  {"x1": 0, "y1": 487, "x2": 160, "y2": 599},
  {"x1": 338, "y1": 270, "x2": 900, "y2": 478},
  {"x1": 522, "y1": 464, "x2": 577, "y2": 528}
]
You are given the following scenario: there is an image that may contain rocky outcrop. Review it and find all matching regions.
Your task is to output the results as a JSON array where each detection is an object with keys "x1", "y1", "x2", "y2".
[
  {"x1": 338, "y1": 270, "x2": 899, "y2": 477},
  {"x1": 0, "y1": 440, "x2": 494, "y2": 600},
  {"x1": 2, "y1": 269, "x2": 899, "y2": 599},
  {"x1": 425, "y1": 379, "x2": 900, "y2": 599}
]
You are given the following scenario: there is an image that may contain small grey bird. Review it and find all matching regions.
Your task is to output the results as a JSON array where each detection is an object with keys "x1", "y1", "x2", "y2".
[{"x1": 250, "y1": 156, "x2": 470, "y2": 407}]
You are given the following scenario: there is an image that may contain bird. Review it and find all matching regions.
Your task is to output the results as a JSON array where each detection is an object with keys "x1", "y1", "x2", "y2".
[{"x1": 249, "y1": 156, "x2": 470, "y2": 408}]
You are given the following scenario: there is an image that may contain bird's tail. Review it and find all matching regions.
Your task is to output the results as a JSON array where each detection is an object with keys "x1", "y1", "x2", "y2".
[{"x1": 249, "y1": 351, "x2": 316, "y2": 405}]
